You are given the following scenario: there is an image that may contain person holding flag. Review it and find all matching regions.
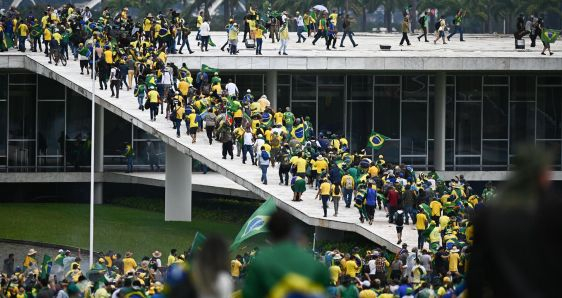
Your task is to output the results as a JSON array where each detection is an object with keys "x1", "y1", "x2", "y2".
[{"x1": 540, "y1": 27, "x2": 558, "y2": 56}]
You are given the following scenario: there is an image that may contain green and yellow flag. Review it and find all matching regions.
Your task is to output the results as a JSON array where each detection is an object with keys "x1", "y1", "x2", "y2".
[
  {"x1": 367, "y1": 131, "x2": 389, "y2": 150},
  {"x1": 230, "y1": 197, "x2": 277, "y2": 251},
  {"x1": 541, "y1": 29, "x2": 560, "y2": 44},
  {"x1": 201, "y1": 64, "x2": 218, "y2": 73},
  {"x1": 40, "y1": 255, "x2": 52, "y2": 280},
  {"x1": 189, "y1": 232, "x2": 207, "y2": 260}
]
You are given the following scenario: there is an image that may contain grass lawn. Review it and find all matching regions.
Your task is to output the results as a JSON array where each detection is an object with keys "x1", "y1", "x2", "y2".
[{"x1": 0, "y1": 203, "x2": 247, "y2": 258}]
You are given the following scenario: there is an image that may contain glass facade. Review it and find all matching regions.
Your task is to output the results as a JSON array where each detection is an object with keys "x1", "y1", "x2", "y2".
[
  {"x1": 0, "y1": 71, "x2": 166, "y2": 172},
  {"x1": 0, "y1": 71, "x2": 561, "y2": 172}
]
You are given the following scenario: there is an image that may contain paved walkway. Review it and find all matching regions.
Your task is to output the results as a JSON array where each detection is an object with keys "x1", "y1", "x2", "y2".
[{"x1": 23, "y1": 54, "x2": 418, "y2": 251}]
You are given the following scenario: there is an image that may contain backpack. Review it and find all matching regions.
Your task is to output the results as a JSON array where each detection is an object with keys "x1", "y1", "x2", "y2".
[
  {"x1": 344, "y1": 176, "x2": 354, "y2": 190},
  {"x1": 375, "y1": 257, "x2": 386, "y2": 273},
  {"x1": 418, "y1": 16, "x2": 425, "y2": 27},
  {"x1": 434, "y1": 21, "x2": 440, "y2": 31},
  {"x1": 261, "y1": 151, "x2": 270, "y2": 161}
]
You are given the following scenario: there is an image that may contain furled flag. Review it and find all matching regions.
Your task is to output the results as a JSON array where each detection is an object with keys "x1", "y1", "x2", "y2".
[
  {"x1": 367, "y1": 131, "x2": 390, "y2": 150},
  {"x1": 230, "y1": 197, "x2": 277, "y2": 251},
  {"x1": 189, "y1": 232, "x2": 207, "y2": 260},
  {"x1": 40, "y1": 255, "x2": 52, "y2": 280},
  {"x1": 541, "y1": 29, "x2": 560, "y2": 44}
]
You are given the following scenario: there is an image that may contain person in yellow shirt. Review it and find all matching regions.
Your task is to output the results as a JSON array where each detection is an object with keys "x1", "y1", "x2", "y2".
[
  {"x1": 255, "y1": 25, "x2": 264, "y2": 55},
  {"x1": 167, "y1": 249, "x2": 177, "y2": 266},
  {"x1": 103, "y1": 46, "x2": 113, "y2": 65},
  {"x1": 147, "y1": 86, "x2": 160, "y2": 121},
  {"x1": 274, "y1": 108, "x2": 284, "y2": 125},
  {"x1": 315, "y1": 178, "x2": 331, "y2": 217},
  {"x1": 448, "y1": 246, "x2": 460, "y2": 274},
  {"x1": 295, "y1": 153, "x2": 307, "y2": 178},
  {"x1": 43, "y1": 26, "x2": 52, "y2": 56},
  {"x1": 429, "y1": 198, "x2": 442, "y2": 222},
  {"x1": 329, "y1": 262, "x2": 342, "y2": 285},
  {"x1": 17, "y1": 22, "x2": 29, "y2": 52},
  {"x1": 314, "y1": 155, "x2": 329, "y2": 188},
  {"x1": 196, "y1": 11, "x2": 203, "y2": 44},
  {"x1": 230, "y1": 255, "x2": 243, "y2": 280},
  {"x1": 174, "y1": 105, "x2": 185, "y2": 138},
  {"x1": 344, "y1": 256, "x2": 359, "y2": 278},
  {"x1": 416, "y1": 210, "x2": 428, "y2": 250},
  {"x1": 122, "y1": 252, "x2": 137, "y2": 274},
  {"x1": 187, "y1": 111, "x2": 198, "y2": 143}
]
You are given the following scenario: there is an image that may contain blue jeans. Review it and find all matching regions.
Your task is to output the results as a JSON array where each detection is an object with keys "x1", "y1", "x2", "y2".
[
  {"x1": 18, "y1": 36, "x2": 26, "y2": 51},
  {"x1": 447, "y1": 25, "x2": 464, "y2": 40},
  {"x1": 127, "y1": 156, "x2": 133, "y2": 172},
  {"x1": 343, "y1": 188, "x2": 353, "y2": 207},
  {"x1": 340, "y1": 31, "x2": 356, "y2": 46},
  {"x1": 175, "y1": 119, "x2": 182, "y2": 136},
  {"x1": 321, "y1": 195, "x2": 330, "y2": 217},
  {"x1": 138, "y1": 95, "x2": 144, "y2": 108},
  {"x1": 242, "y1": 145, "x2": 254, "y2": 164},
  {"x1": 404, "y1": 206, "x2": 416, "y2": 224},
  {"x1": 417, "y1": 230, "x2": 425, "y2": 249},
  {"x1": 297, "y1": 26, "x2": 306, "y2": 42},
  {"x1": 260, "y1": 165, "x2": 268, "y2": 184},
  {"x1": 256, "y1": 38, "x2": 263, "y2": 54}
]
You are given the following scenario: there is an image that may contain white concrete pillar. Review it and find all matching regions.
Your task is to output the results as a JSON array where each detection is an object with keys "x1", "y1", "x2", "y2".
[
  {"x1": 266, "y1": 70, "x2": 278, "y2": 110},
  {"x1": 94, "y1": 105, "x2": 104, "y2": 204},
  {"x1": 165, "y1": 144, "x2": 192, "y2": 221},
  {"x1": 434, "y1": 72, "x2": 446, "y2": 171}
]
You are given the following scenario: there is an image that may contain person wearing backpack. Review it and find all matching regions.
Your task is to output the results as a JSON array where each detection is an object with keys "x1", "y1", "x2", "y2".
[
  {"x1": 331, "y1": 183, "x2": 342, "y2": 216},
  {"x1": 134, "y1": 80, "x2": 147, "y2": 111},
  {"x1": 278, "y1": 144, "x2": 291, "y2": 185},
  {"x1": 109, "y1": 62, "x2": 121, "y2": 98},
  {"x1": 258, "y1": 146, "x2": 270, "y2": 185},
  {"x1": 434, "y1": 15, "x2": 447, "y2": 44},
  {"x1": 395, "y1": 208, "x2": 405, "y2": 244},
  {"x1": 365, "y1": 182, "x2": 378, "y2": 225},
  {"x1": 417, "y1": 11, "x2": 429, "y2": 42},
  {"x1": 341, "y1": 171, "x2": 355, "y2": 208}
]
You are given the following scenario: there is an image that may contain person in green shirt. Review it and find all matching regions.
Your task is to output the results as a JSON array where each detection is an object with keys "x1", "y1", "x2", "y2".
[
  {"x1": 242, "y1": 211, "x2": 330, "y2": 298},
  {"x1": 447, "y1": 9, "x2": 466, "y2": 41},
  {"x1": 283, "y1": 107, "x2": 295, "y2": 132},
  {"x1": 337, "y1": 276, "x2": 359, "y2": 298}
]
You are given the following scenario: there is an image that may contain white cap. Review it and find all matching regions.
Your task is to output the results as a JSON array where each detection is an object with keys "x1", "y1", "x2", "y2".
[{"x1": 247, "y1": 89, "x2": 251, "y2": 93}]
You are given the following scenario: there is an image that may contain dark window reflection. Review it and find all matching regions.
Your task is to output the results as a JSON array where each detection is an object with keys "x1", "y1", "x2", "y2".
[
  {"x1": 510, "y1": 102, "x2": 535, "y2": 154},
  {"x1": 401, "y1": 102, "x2": 427, "y2": 155},
  {"x1": 318, "y1": 75, "x2": 344, "y2": 85},
  {"x1": 403, "y1": 75, "x2": 428, "y2": 101},
  {"x1": 445, "y1": 86, "x2": 455, "y2": 139},
  {"x1": 456, "y1": 76, "x2": 481, "y2": 101},
  {"x1": 292, "y1": 75, "x2": 316, "y2": 101},
  {"x1": 318, "y1": 86, "x2": 344, "y2": 136},
  {"x1": 292, "y1": 101, "x2": 316, "y2": 132},
  {"x1": 65, "y1": 139, "x2": 91, "y2": 171},
  {"x1": 347, "y1": 102, "x2": 372, "y2": 152},
  {"x1": 374, "y1": 85, "x2": 400, "y2": 139},
  {"x1": 104, "y1": 111, "x2": 131, "y2": 157},
  {"x1": 9, "y1": 85, "x2": 36, "y2": 139},
  {"x1": 483, "y1": 86, "x2": 509, "y2": 139},
  {"x1": 236, "y1": 74, "x2": 264, "y2": 96},
  {"x1": 38, "y1": 102, "x2": 65, "y2": 156},
  {"x1": 374, "y1": 76, "x2": 400, "y2": 85},
  {"x1": 482, "y1": 141, "x2": 508, "y2": 165},
  {"x1": 378, "y1": 140, "x2": 400, "y2": 165},
  {"x1": 510, "y1": 76, "x2": 536, "y2": 101},
  {"x1": 0, "y1": 74, "x2": 7, "y2": 99},
  {"x1": 536, "y1": 87, "x2": 562, "y2": 139},
  {"x1": 276, "y1": 85, "x2": 290, "y2": 112},
  {"x1": 66, "y1": 89, "x2": 91, "y2": 139},
  {"x1": 8, "y1": 141, "x2": 35, "y2": 171},
  {"x1": 9, "y1": 74, "x2": 36, "y2": 84},
  {"x1": 348, "y1": 75, "x2": 373, "y2": 101},
  {"x1": 0, "y1": 102, "x2": 6, "y2": 156},
  {"x1": 456, "y1": 102, "x2": 481, "y2": 155},
  {"x1": 38, "y1": 75, "x2": 65, "y2": 100},
  {"x1": 536, "y1": 141, "x2": 561, "y2": 170}
]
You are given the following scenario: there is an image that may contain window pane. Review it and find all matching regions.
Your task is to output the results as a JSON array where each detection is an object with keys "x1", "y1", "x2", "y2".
[
  {"x1": 9, "y1": 74, "x2": 36, "y2": 84},
  {"x1": 445, "y1": 86, "x2": 455, "y2": 138},
  {"x1": 0, "y1": 74, "x2": 7, "y2": 99},
  {"x1": 291, "y1": 101, "x2": 316, "y2": 132},
  {"x1": 276, "y1": 85, "x2": 290, "y2": 112},
  {"x1": 446, "y1": 140, "x2": 454, "y2": 170},
  {"x1": 510, "y1": 76, "x2": 535, "y2": 101},
  {"x1": 292, "y1": 75, "x2": 316, "y2": 101},
  {"x1": 133, "y1": 140, "x2": 164, "y2": 168},
  {"x1": 318, "y1": 75, "x2": 344, "y2": 85},
  {"x1": 9, "y1": 85, "x2": 36, "y2": 139},
  {"x1": 403, "y1": 75, "x2": 428, "y2": 101},
  {"x1": 348, "y1": 75, "x2": 373, "y2": 101},
  {"x1": 0, "y1": 102, "x2": 6, "y2": 156},
  {"x1": 37, "y1": 157, "x2": 64, "y2": 171},
  {"x1": 536, "y1": 141, "x2": 561, "y2": 170},
  {"x1": 378, "y1": 140, "x2": 399, "y2": 165},
  {"x1": 538, "y1": 76, "x2": 562, "y2": 85},
  {"x1": 38, "y1": 75, "x2": 65, "y2": 100},
  {"x1": 278, "y1": 74, "x2": 290, "y2": 85},
  {"x1": 104, "y1": 111, "x2": 131, "y2": 156},
  {"x1": 484, "y1": 75, "x2": 508, "y2": 85},
  {"x1": 536, "y1": 87, "x2": 562, "y2": 139},
  {"x1": 65, "y1": 139, "x2": 90, "y2": 171},
  {"x1": 318, "y1": 86, "x2": 344, "y2": 136},
  {"x1": 347, "y1": 102, "x2": 372, "y2": 152},
  {"x1": 401, "y1": 102, "x2": 427, "y2": 155},
  {"x1": 374, "y1": 85, "x2": 400, "y2": 139},
  {"x1": 8, "y1": 141, "x2": 35, "y2": 171},
  {"x1": 401, "y1": 156, "x2": 426, "y2": 168},
  {"x1": 455, "y1": 156, "x2": 480, "y2": 166},
  {"x1": 134, "y1": 126, "x2": 158, "y2": 140},
  {"x1": 456, "y1": 102, "x2": 481, "y2": 155},
  {"x1": 428, "y1": 86, "x2": 434, "y2": 139},
  {"x1": 38, "y1": 102, "x2": 65, "y2": 155},
  {"x1": 456, "y1": 76, "x2": 481, "y2": 101},
  {"x1": 510, "y1": 102, "x2": 535, "y2": 154},
  {"x1": 482, "y1": 141, "x2": 508, "y2": 166},
  {"x1": 483, "y1": 86, "x2": 508, "y2": 139},
  {"x1": 374, "y1": 76, "x2": 400, "y2": 85},
  {"x1": 66, "y1": 89, "x2": 91, "y2": 139},
  {"x1": 236, "y1": 75, "x2": 263, "y2": 96}
]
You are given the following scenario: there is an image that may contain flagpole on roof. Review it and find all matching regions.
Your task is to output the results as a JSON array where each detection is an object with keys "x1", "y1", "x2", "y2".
[{"x1": 89, "y1": 42, "x2": 96, "y2": 269}]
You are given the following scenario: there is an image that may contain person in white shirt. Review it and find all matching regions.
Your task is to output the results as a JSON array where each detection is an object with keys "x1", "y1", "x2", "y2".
[
  {"x1": 242, "y1": 128, "x2": 255, "y2": 165},
  {"x1": 199, "y1": 19, "x2": 211, "y2": 51},
  {"x1": 295, "y1": 11, "x2": 306, "y2": 43},
  {"x1": 225, "y1": 79, "x2": 239, "y2": 97},
  {"x1": 254, "y1": 134, "x2": 265, "y2": 156}
]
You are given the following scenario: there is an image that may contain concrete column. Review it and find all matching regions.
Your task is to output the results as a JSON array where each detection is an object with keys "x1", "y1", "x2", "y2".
[
  {"x1": 434, "y1": 72, "x2": 446, "y2": 171},
  {"x1": 266, "y1": 70, "x2": 278, "y2": 110},
  {"x1": 314, "y1": 226, "x2": 345, "y2": 243},
  {"x1": 94, "y1": 105, "x2": 104, "y2": 204},
  {"x1": 165, "y1": 144, "x2": 192, "y2": 221}
]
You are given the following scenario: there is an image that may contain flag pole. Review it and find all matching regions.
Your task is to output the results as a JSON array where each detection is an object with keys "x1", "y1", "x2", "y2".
[
  {"x1": 312, "y1": 232, "x2": 316, "y2": 252},
  {"x1": 89, "y1": 43, "x2": 96, "y2": 269}
]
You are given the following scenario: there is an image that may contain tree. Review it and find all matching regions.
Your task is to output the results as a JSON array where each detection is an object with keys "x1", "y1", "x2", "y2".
[{"x1": 349, "y1": 0, "x2": 382, "y2": 31}]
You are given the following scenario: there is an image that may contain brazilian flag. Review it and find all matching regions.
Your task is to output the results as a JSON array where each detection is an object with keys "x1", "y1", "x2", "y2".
[
  {"x1": 189, "y1": 231, "x2": 207, "y2": 260},
  {"x1": 201, "y1": 64, "x2": 218, "y2": 73},
  {"x1": 367, "y1": 131, "x2": 389, "y2": 150},
  {"x1": 291, "y1": 123, "x2": 305, "y2": 143},
  {"x1": 40, "y1": 255, "x2": 52, "y2": 280},
  {"x1": 230, "y1": 197, "x2": 276, "y2": 251},
  {"x1": 419, "y1": 203, "x2": 432, "y2": 219},
  {"x1": 541, "y1": 29, "x2": 560, "y2": 44}
]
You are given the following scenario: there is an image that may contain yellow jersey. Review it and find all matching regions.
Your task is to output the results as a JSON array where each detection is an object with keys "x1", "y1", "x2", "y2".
[{"x1": 188, "y1": 113, "x2": 198, "y2": 128}]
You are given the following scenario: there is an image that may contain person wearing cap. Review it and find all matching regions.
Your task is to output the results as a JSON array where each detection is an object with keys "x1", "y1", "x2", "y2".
[
  {"x1": 328, "y1": 256, "x2": 342, "y2": 286},
  {"x1": 123, "y1": 252, "x2": 137, "y2": 274},
  {"x1": 315, "y1": 155, "x2": 329, "y2": 189},
  {"x1": 22, "y1": 249, "x2": 37, "y2": 270},
  {"x1": 147, "y1": 85, "x2": 160, "y2": 121},
  {"x1": 447, "y1": 246, "x2": 460, "y2": 275}
]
